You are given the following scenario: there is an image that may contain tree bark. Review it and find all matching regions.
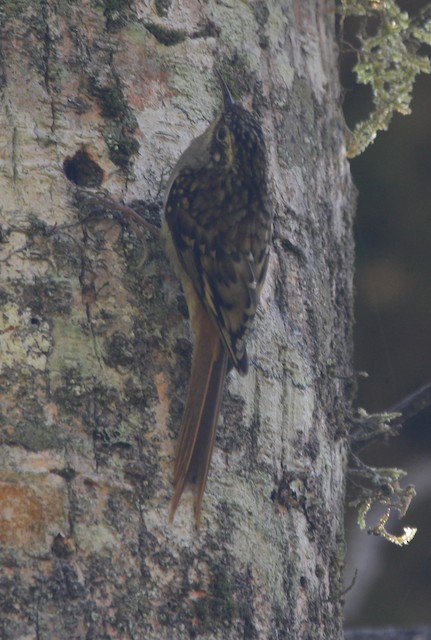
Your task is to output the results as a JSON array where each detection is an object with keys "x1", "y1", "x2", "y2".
[
  {"x1": 346, "y1": 629, "x2": 431, "y2": 640},
  {"x1": 0, "y1": 1, "x2": 354, "y2": 639}
]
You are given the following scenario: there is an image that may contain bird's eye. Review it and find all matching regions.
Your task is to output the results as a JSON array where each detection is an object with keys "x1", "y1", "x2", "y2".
[{"x1": 216, "y1": 126, "x2": 227, "y2": 142}]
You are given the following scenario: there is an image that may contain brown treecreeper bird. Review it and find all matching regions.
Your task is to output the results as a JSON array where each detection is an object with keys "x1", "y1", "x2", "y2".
[{"x1": 163, "y1": 70, "x2": 272, "y2": 526}]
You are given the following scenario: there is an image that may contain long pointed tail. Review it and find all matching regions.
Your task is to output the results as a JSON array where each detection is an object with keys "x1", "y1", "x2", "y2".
[{"x1": 170, "y1": 303, "x2": 228, "y2": 526}]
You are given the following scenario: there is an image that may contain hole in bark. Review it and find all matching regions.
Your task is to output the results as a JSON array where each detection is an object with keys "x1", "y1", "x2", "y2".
[{"x1": 63, "y1": 149, "x2": 104, "y2": 187}]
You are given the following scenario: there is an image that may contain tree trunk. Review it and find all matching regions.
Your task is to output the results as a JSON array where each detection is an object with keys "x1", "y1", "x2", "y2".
[
  {"x1": 0, "y1": 1, "x2": 354, "y2": 639},
  {"x1": 346, "y1": 629, "x2": 431, "y2": 640}
]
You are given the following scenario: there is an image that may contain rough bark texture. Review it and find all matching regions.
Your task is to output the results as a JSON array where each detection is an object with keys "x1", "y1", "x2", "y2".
[
  {"x1": 0, "y1": 1, "x2": 354, "y2": 639},
  {"x1": 346, "y1": 629, "x2": 431, "y2": 640}
]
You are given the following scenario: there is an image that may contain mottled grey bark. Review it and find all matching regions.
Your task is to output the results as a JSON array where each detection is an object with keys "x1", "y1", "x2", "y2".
[
  {"x1": 0, "y1": 1, "x2": 354, "y2": 639},
  {"x1": 346, "y1": 629, "x2": 431, "y2": 640}
]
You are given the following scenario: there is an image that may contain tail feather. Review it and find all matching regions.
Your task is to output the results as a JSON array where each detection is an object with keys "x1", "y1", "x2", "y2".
[
  {"x1": 170, "y1": 304, "x2": 228, "y2": 526},
  {"x1": 188, "y1": 348, "x2": 228, "y2": 526}
]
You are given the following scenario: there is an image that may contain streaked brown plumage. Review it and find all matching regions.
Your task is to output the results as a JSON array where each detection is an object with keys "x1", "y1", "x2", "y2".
[{"x1": 163, "y1": 71, "x2": 272, "y2": 526}]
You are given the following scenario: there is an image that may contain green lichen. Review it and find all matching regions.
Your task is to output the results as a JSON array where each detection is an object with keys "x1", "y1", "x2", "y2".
[
  {"x1": 208, "y1": 569, "x2": 236, "y2": 622},
  {"x1": 21, "y1": 277, "x2": 73, "y2": 316},
  {"x1": 86, "y1": 68, "x2": 139, "y2": 171},
  {"x1": 99, "y1": 85, "x2": 127, "y2": 118},
  {"x1": 104, "y1": 331, "x2": 135, "y2": 368},
  {"x1": 89, "y1": 75, "x2": 138, "y2": 144},
  {"x1": 339, "y1": 0, "x2": 431, "y2": 157},
  {"x1": 13, "y1": 418, "x2": 63, "y2": 451},
  {"x1": 99, "y1": 0, "x2": 133, "y2": 32},
  {"x1": 251, "y1": 0, "x2": 269, "y2": 27},
  {"x1": 0, "y1": 368, "x2": 62, "y2": 450},
  {"x1": 154, "y1": 0, "x2": 172, "y2": 18},
  {"x1": 104, "y1": 128, "x2": 139, "y2": 168},
  {"x1": 144, "y1": 23, "x2": 186, "y2": 46},
  {"x1": 192, "y1": 567, "x2": 236, "y2": 630},
  {"x1": 0, "y1": 0, "x2": 37, "y2": 19}
]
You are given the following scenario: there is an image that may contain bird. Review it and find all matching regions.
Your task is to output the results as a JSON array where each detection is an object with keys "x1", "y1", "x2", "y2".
[{"x1": 163, "y1": 69, "x2": 272, "y2": 526}]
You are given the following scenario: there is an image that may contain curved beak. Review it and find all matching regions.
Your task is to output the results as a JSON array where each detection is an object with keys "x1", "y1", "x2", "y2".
[{"x1": 215, "y1": 68, "x2": 235, "y2": 108}]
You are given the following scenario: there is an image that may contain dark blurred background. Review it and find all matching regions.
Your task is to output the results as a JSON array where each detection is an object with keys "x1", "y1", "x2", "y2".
[{"x1": 340, "y1": 2, "x2": 431, "y2": 629}]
